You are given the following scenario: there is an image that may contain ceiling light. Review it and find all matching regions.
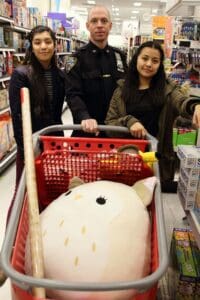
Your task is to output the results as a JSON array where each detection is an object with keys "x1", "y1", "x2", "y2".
[
  {"x1": 133, "y1": 2, "x2": 141, "y2": 6},
  {"x1": 112, "y1": 7, "x2": 119, "y2": 11},
  {"x1": 87, "y1": 0, "x2": 96, "y2": 4},
  {"x1": 132, "y1": 10, "x2": 139, "y2": 14},
  {"x1": 131, "y1": 16, "x2": 137, "y2": 19},
  {"x1": 152, "y1": 8, "x2": 158, "y2": 13}
]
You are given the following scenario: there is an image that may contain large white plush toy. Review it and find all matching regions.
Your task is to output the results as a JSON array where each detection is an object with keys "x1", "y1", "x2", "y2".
[{"x1": 25, "y1": 176, "x2": 157, "y2": 300}]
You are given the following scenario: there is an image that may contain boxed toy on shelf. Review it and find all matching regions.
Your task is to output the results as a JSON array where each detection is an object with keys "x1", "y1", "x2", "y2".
[
  {"x1": 177, "y1": 145, "x2": 200, "y2": 210},
  {"x1": 170, "y1": 228, "x2": 200, "y2": 300}
]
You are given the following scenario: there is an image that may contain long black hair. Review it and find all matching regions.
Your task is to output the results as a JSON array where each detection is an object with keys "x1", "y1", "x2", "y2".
[
  {"x1": 23, "y1": 25, "x2": 57, "y2": 118},
  {"x1": 122, "y1": 41, "x2": 166, "y2": 106}
]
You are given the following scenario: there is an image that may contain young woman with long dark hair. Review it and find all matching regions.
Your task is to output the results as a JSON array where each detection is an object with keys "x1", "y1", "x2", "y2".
[
  {"x1": 105, "y1": 41, "x2": 200, "y2": 192},
  {"x1": 8, "y1": 25, "x2": 66, "y2": 217}
]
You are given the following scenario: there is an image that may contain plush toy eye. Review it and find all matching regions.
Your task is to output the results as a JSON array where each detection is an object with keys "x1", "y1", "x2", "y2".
[
  {"x1": 65, "y1": 190, "x2": 72, "y2": 196},
  {"x1": 96, "y1": 196, "x2": 107, "y2": 205}
]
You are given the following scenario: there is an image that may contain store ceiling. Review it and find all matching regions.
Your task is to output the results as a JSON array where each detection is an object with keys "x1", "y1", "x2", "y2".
[{"x1": 70, "y1": 0, "x2": 167, "y2": 34}]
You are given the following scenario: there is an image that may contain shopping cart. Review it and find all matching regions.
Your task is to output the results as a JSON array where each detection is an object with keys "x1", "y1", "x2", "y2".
[{"x1": 0, "y1": 125, "x2": 169, "y2": 300}]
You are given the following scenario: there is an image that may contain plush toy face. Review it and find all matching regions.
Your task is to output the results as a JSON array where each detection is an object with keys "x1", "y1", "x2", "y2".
[{"x1": 25, "y1": 178, "x2": 156, "y2": 300}]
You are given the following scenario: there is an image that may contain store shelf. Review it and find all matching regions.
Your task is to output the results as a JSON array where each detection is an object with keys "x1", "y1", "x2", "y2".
[
  {"x1": 0, "y1": 145, "x2": 17, "y2": 174},
  {"x1": 10, "y1": 25, "x2": 31, "y2": 33},
  {"x1": 0, "y1": 47, "x2": 15, "y2": 52},
  {"x1": 185, "y1": 210, "x2": 200, "y2": 249},
  {"x1": 0, "y1": 15, "x2": 14, "y2": 24},
  {"x1": 179, "y1": 188, "x2": 200, "y2": 249},
  {"x1": 56, "y1": 52, "x2": 72, "y2": 56},
  {"x1": 0, "y1": 75, "x2": 10, "y2": 82},
  {"x1": 56, "y1": 35, "x2": 71, "y2": 41},
  {"x1": 0, "y1": 106, "x2": 9, "y2": 115}
]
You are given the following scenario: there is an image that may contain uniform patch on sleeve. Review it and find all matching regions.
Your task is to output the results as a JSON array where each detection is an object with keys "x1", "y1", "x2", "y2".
[
  {"x1": 114, "y1": 52, "x2": 125, "y2": 72},
  {"x1": 65, "y1": 56, "x2": 78, "y2": 73}
]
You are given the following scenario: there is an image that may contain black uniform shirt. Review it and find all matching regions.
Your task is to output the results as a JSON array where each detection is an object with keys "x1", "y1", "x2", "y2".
[{"x1": 65, "y1": 41, "x2": 127, "y2": 132}]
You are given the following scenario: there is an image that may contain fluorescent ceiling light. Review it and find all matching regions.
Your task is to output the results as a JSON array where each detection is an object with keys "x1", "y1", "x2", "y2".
[
  {"x1": 87, "y1": 0, "x2": 96, "y2": 4},
  {"x1": 132, "y1": 10, "x2": 139, "y2": 13},
  {"x1": 112, "y1": 7, "x2": 119, "y2": 11},
  {"x1": 133, "y1": 2, "x2": 141, "y2": 6}
]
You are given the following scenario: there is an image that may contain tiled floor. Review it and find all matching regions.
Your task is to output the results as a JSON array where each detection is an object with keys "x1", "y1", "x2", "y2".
[{"x1": 0, "y1": 108, "x2": 189, "y2": 299}]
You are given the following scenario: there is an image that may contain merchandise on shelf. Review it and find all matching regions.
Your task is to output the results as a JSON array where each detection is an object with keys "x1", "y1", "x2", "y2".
[
  {"x1": 0, "y1": 53, "x2": 7, "y2": 77},
  {"x1": 0, "y1": 0, "x2": 12, "y2": 18},
  {"x1": 0, "y1": 111, "x2": 15, "y2": 160},
  {"x1": 4, "y1": 28, "x2": 24, "y2": 51},
  {"x1": 0, "y1": 84, "x2": 8, "y2": 109},
  {"x1": 177, "y1": 145, "x2": 200, "y2": 210},
  {"x1": 170, "y1": 228, "x2": 200, "y2": 300}
]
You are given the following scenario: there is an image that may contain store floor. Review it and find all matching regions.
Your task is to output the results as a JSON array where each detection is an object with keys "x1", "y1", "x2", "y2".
[{"x1": 0, "y1": 108, "x2": 188, "y2": 300}]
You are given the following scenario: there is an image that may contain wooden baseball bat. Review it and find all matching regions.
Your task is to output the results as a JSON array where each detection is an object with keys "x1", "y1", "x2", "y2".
[{"x1": 21, "y1": 87, "x2": 46, "y2": 298}]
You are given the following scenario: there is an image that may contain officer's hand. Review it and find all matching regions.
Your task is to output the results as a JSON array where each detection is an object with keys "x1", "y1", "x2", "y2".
[
  {"x1": 129, "y1": 122, "x2": 147, "y2": 139},
  {"x1": 81, "y1": 119, "x2": 100, "y2": 136},
  {"x1": 192, "y1": 104, "x2": 200, "y2": 127}
]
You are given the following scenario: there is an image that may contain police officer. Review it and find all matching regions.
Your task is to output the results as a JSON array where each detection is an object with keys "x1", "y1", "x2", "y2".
[{"x1": 65, "y1": 5, "x2": 127, "y2": 136}]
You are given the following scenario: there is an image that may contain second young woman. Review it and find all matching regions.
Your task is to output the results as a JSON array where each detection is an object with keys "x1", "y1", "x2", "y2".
[{"x1": 105, "y1": 41, "x2": 200, "y2": 192}]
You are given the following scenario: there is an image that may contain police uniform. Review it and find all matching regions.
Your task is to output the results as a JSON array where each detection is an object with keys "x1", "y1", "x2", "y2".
[{"x1": 65, "y1": 41, "x2": 127, "y2": 136}]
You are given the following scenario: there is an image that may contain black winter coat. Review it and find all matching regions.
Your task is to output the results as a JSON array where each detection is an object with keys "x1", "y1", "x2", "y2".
[{"x1": 9, "y1": 65, "x2": 66, "y2": 157}]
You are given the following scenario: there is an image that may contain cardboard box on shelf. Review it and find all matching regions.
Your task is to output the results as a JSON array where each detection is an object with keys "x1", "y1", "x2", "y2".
[
  {"x1": 179, "y1": 167, "x2": 199, "y2": 191},
  {"x1": 177, "y1": 145, "x2": 200, "y2": 168},
  {"x1": 170, "y1": 228, "x2": 198, "y2": 300},
  {"x1": 180, "y1": 164, "x2": 200, "y2": 180},
  {"x1": 188, "y1": 231, "x2": 200, "y2": 299},
  {"x1": 177, "y1": 179, "x2": 196, "y2": 210},
  {"x1": 173, "y1": 127, "x2": 197, "y2": 147}
]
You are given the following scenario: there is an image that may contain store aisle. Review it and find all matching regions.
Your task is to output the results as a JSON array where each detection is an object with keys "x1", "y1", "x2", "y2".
[{"x1": 0, "y1": 108, "x2": 188, "y2": 299}]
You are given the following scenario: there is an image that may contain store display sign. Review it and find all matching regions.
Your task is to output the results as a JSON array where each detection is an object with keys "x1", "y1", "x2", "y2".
[
  {"x1": 164, "y1": 16, "x2": 174, "y2": 59},
  {"x1": 152, "y1": 16, "x2": 167, "y2": 40},
  {"x1": 47, "y1": 12, "x2": 67, "y2": 27}
]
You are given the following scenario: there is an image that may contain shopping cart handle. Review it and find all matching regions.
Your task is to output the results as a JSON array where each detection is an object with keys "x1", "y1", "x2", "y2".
[{"x1": 34, "y1": 124, "x2": 157, "y2": 151}]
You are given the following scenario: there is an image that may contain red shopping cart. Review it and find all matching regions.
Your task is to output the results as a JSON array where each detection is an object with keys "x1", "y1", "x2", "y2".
[{"x1": 0, "y1": 125, "x2": 169, "y2": 300}]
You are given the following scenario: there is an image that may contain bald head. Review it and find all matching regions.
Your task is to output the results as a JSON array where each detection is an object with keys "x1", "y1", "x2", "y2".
[
  {"x1": 87, "y1": 5, "x2": 111, "y2": 22},
  {"x1": 86, "y1": 5, "x2": 112, "y2": 49}
]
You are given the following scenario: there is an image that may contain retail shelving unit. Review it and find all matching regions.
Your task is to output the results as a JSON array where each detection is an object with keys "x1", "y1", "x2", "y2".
[
  {"x1": 0, "y1": 16, "x2": 16, "y2": 174},
  {"x1": 179, "y1": 193, "x2": 200, "y2": 249}
]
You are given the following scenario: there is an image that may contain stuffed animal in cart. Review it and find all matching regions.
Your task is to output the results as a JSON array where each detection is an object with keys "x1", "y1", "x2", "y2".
[{"x1": 25, "y1": 176, "x2": 157, "y2": 300}]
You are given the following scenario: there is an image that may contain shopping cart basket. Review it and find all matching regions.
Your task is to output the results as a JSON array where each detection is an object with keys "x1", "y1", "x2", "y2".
[{"x1": 0, "y1": 125, "x2": 169, "y2": 300}]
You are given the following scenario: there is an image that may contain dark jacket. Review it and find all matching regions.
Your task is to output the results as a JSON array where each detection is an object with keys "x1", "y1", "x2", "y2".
[
  {"x1": 9, "y1": 65, "x2": 66, "y2": 157},
  {"x1": 65, "y1": 41, "x2": 127, "y2": 136},
  {"x1": 105, "y1": 79, "x2": 200, "y2": 182}
]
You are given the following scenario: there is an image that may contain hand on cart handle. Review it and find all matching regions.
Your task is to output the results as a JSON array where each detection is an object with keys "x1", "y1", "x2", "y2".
[
  {"x1": 129, "y1": 122, "x2": 147, "y2": 139},
  {"x1": 192, "y1": 104, "x2": 200, "y2": 127},
  {"x1": 81, "y1": 119, "x2": 100, "y2": 136}
]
